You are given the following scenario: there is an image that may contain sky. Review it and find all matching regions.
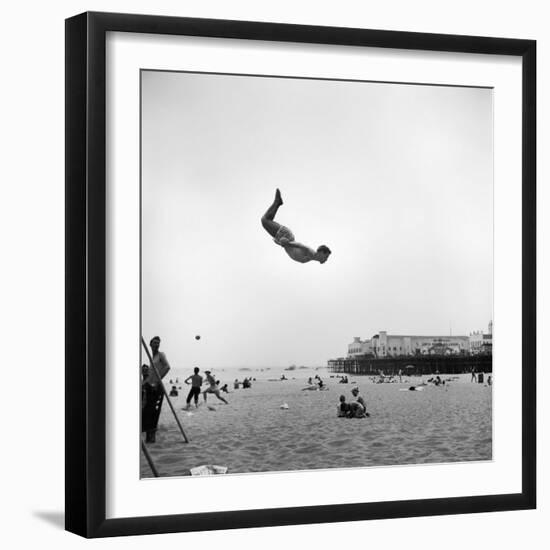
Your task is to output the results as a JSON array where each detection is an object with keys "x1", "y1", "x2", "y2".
[{"x1": 141, "y1": 70, "x2": 493, "y2": 369}]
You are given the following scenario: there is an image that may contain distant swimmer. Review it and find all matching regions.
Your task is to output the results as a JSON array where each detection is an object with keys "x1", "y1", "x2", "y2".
[
  {"x1": 202, "y1": 371, "x2": 228, "y2": 404},
  {"x1": 261, "y1": 189, "x2": 331, "y2": 264},
  {"x1": 184, "y1": 367, "x2": 203, "y2": 409}
]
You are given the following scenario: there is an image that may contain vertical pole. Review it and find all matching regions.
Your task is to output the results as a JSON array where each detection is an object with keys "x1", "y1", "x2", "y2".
[{"x1": 141, "y1": 440, "x2": 160, "y2": 477}]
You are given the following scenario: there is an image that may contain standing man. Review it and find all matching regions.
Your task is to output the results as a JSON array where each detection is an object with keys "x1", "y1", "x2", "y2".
[
  {"x1": 141, "y1": 336, "x2": 170, "y2": 443},
  {"x1": 184, "y1": 367, "x2": 203, "y2": 409},
  {"x1": 202, "y1": 370, "x2": 229, "y2": 404}
]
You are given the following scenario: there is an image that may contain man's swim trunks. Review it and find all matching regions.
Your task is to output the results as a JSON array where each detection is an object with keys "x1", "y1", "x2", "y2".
[{"x1": 275, "y1": 225, "x2": 295, "y2": 242}]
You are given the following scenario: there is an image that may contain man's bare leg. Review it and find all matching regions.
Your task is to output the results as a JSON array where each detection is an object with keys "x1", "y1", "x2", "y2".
[
  {"x1": 215, "y1": 392, "x2": 229, "y2": 405},
  {"x1": 261, "y1": 189, "x2": 284, "y2": 238}
]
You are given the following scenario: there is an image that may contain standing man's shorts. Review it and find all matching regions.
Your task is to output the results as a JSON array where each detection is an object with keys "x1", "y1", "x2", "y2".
[{"x1": 186, "y1": 386, "x2": 201, "y2": 403}]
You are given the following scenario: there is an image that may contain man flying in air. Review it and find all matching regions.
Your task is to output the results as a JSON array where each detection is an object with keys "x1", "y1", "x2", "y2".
[{"x1": 261, "y1": 189, "x2": 331, "y2": 264}]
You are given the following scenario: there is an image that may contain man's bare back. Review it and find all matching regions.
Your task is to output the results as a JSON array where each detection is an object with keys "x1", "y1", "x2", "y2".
[{"x1": 261, "y1": 189, "x2": 331, "y2": 264}]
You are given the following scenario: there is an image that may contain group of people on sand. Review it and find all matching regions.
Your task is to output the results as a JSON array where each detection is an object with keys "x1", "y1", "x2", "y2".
[
  {"x1": 427, "y1": 375, "x2": 444, "y2": 386},
  {"x1": 233, "y1": 377, "x2": 253, "y2": 389},
  {"x1": 337, "y1": 387, "x2": 370, "y2": 419},
  {"x1": 183, "y1": 367, "x2": 229, "y2": 409},
  {"x1": 140, "y1": 336, "x2": 230, "y2": 443},
  {"x1": 305, "y1": 375, "x2": 325, "y2": 389}
]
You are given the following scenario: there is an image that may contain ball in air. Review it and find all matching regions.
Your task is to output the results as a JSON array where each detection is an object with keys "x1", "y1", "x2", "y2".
[{"x1": 195, "y1": 335, "x2": 201, "y2": 340}]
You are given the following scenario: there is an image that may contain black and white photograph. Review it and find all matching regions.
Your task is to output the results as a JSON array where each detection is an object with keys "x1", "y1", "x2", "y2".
[
  {"x1": 140, "y1": 69, "x2": 494, "y2": 478},
  {"x1": 0, "y1": 0, "x2": 543, "y2": 544}
]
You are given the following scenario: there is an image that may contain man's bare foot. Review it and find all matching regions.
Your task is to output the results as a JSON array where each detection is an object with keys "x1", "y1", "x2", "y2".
[{"x1": 275, "y1": 188, "x2": 283, "y2": 206}]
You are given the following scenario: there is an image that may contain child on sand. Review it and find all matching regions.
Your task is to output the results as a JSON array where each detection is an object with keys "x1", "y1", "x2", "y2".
[{"x1": 261, "y1": 189, "x2": 331, "y2": 264}]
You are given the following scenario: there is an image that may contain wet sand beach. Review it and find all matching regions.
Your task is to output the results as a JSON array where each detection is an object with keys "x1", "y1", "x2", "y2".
[{"x1": 141, "y1": 370, "x2": 492, "y2": 478}]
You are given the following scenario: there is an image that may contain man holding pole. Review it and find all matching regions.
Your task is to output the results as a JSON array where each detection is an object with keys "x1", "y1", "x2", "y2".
[{"x1": 141, "y1": 336, "x2": 170, "y2": 443}]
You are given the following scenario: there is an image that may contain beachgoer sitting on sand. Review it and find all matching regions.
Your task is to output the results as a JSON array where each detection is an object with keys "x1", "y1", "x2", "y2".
[
  {"x1": 351, "y1": 396, "x2": 370, "y2": 418},
  {"x1": 337, "y1": 395, "x2": 351, "y2": 417},
  {"x1": 220, "y1": 383, "x2": 229, "y2": 393},
  {"x1": 184, "y1": 367, "x2": 203, "y2": 409},
  {"x1": 169, "y1": 385, "x2": 178, "y2": 397},
  {"x1": 234, "y1": 379, "x2": 240, "y2": 389},
  {"x1": 202, "y1": 371, "x2": 228, "y2": 404},
  {"x1": 348, "y1": 402, "x2": 365, "y2": 418},
  {"x1": 261, "y1": 189, "x2": 331, "y2": 264},
  {"x1": 337, "y1": 395, "x2": 367, "y2": 418}
]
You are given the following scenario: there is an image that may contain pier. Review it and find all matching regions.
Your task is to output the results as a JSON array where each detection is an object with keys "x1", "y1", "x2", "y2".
[{"x1": 328, "y1": 354, "x2": 492, "y2": 375}]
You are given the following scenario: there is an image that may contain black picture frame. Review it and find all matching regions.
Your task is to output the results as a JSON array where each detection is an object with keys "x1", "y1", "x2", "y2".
[{"x1": 65, "y1": 11, "x2": 536, "y2": 538}]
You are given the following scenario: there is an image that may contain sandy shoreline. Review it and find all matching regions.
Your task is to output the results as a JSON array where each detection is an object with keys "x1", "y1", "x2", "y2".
[{"x1": 141, "y1": 371, "x2": 492, "y2": 478}]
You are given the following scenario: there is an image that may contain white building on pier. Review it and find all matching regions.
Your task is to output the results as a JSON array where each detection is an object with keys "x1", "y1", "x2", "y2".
[
  {"x1": 469, "y1": 321, "x2": 493, "y2": 355},
  {"x1": 348, "y1": 330, "x2": 473, "y2": 358}
]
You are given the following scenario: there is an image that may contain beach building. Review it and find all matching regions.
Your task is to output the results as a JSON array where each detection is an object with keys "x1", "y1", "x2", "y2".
[
  {"x1": 347, "y1": 331, "x2": 470, "y2": 358},
  {"x1": 469, "y1": 321, "x2": 493, "y2": 355},
  {"x1": 348, "y1": 337, "x2": 373, "y2": 357}
]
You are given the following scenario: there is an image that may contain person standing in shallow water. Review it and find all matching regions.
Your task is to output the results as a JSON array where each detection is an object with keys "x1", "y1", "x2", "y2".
[
  {"x1": 141, "y1": 336, "x2": 170, "y2": 443},
  {"x1": 261, "y1": 189, "x2": 331, "y2": 264}
]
